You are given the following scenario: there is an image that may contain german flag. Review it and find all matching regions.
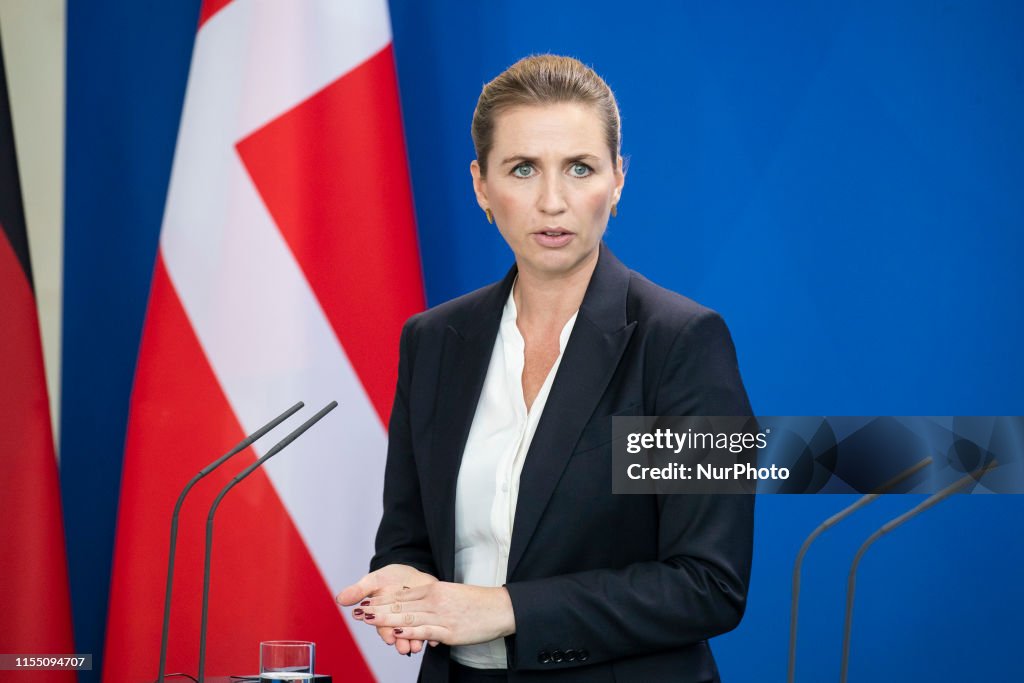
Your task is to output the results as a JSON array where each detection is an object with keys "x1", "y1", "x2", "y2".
[{"x1": 0, "y1": 32, "x2": 76, "y2": 678}]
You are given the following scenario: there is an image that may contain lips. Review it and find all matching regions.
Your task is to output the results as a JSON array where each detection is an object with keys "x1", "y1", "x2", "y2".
[{"x1": 532, "y1": 228, "x2": 575, "y2": 248}]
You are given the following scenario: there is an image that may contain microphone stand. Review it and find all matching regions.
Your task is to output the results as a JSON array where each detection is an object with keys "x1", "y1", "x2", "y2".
[
  {"x1": 788, "y1": 457, "x2": 932, "y2": 683},
  {"x1": 158, "y1": 401, "x2": 304, "y2": 683},
  {"x1": 839, "y1": 461, "x2": 997, "y2": 683},
  {"x1": 197, "y1": 401, "x2": 338, "y2": 683}
]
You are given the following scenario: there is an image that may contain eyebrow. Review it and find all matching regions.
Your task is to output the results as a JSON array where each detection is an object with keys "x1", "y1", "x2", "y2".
[{"x1": 499, "y1": 153, "x2": 603, "y2": 167}]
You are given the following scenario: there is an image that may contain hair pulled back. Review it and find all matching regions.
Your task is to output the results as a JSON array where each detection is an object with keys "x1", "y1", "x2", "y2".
[{"x1": 471, "y1": 55, "x2": 621, "y2": 175}]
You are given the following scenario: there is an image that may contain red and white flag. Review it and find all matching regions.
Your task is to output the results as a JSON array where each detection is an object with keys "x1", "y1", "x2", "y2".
[
  {"x1": 0, "y1": 32, "x2": 76, "y2": 682},
  {"x1": 104, "y1": 1, "x2": 425, "y2": 680}
]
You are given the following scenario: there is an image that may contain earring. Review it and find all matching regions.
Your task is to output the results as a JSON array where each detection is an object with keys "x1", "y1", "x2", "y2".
[
  {"x1": 611, "y1": 203, "x2": 618, "y2": 218},
  {"x1": 485, "y1": 208, "x2": 494, "y2": 224}
]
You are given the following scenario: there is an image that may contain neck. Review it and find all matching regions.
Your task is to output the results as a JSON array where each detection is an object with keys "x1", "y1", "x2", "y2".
[{"x1": 513, "y1": 249, "x2": 598, "y2": 330}]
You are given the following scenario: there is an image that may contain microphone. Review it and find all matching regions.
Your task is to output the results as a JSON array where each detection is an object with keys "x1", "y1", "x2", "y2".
[
  {"x1": 197, "y1": 400, "x2": 339, "y2": 683},
  {"x1": 787, "y1": 457, "x2": 932, "y2": 683},
  {"x1": 157, "y1": 401, "x2": 304, "y2": 683},
  {"x1": 838, "y1": 460, "x2": 997, "y2": 683}
]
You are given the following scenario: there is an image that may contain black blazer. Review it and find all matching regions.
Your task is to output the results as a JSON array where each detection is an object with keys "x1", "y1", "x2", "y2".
[{"x1": 371, "y1": 244, "x2": 754, "y2": 682}]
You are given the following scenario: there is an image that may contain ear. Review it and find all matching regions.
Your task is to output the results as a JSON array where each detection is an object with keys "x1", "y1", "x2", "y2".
[
  {"x1": 470, "y1": 160, "x2": 489, "y2": 211},
  {"x1": 612, "y1": 155, "x2": 625, "y2": 204}
]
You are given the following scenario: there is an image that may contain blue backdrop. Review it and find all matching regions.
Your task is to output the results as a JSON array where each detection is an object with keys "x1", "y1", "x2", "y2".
[{"x1": 63, "y1": 1, "x2": 1024, "y2": 681}]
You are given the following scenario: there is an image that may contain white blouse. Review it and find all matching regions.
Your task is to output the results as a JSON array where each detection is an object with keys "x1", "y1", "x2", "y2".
[{"x1": 451, "y1": 285, "x2": 578, "y2": 669}]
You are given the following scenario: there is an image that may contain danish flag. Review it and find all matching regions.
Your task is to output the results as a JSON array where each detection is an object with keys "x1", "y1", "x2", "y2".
[{"x1": 104, "y1": 1, "x2": 425, "y2": 680}]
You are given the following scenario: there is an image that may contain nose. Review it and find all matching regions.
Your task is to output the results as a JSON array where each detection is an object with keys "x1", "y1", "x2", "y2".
[{"x1": 536, "y1": 174, "x2": 567, "y2": 215}]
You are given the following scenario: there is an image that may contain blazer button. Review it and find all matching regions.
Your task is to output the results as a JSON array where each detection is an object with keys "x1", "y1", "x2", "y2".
[
  {"x1": 537, "y1": 650, "x2": 552, "y2": 664},
  {"x1": 565, "y1": 649, "x2": 578, "y2": 662},
  {"x1": 577, "y1": 648, "x2": 590, "y2": 662},
  {"x1": 551, "y1": 650, "x2": 564, "y2": 663}
]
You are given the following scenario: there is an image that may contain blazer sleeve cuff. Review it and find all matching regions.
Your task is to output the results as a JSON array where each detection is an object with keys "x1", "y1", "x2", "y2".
[{"x1": 503, "y1": 581, "x2": 596, "y2": 671}]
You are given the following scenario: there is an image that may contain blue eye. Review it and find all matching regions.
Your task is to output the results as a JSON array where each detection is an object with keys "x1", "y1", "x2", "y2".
[
  {"x1": 512, "y1": 164, "x2": 534, "y2": 178},
  {"x1": 569, "y1": 162, "x2": 592, "y2": 177}
]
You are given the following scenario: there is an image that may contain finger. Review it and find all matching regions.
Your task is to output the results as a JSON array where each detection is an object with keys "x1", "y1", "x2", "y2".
[
  {"x1": 336, "y1": 571, "x2": 382, "y2": 606},
  {"x1": 375, "y1": 625, "x2": 394, "y2": 645},
  {"x1": 390, "y1": 638, "x2": 424, "y2": 655},
  {"x1": 360, "y1": 598, "x2": 430, "y2": 626},
  {"x1": 349, "y1": 596, "x2": 383, "y2": 622},
  {"x1": 429, "y1": 640, "x2": 439, "y2": 647},
  {"x1": 363, "y1": 583, "x2": 431, "y2": 607},
  {"x1": 394, "y1": 636, "x2": 412, "y2": 655},
  {"x1": 366, "y1": 607, "x2": 434, "y2": 629},
  {"x1": 390, "y1": 625, "x2": 444, "y2": 643}
]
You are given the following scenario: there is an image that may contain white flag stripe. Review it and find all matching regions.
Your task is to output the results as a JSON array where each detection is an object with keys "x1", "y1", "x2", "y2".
[
  {"x1": 200, "y1": 0, "x2": 391, "y2": 141},
  {"x1": 159, "y1": 0, "x2": 417, "y2": 680}
]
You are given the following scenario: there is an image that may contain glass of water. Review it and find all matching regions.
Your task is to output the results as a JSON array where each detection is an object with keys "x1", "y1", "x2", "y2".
[{"x1": 259, "y1": 640, "x2": 315, "y2": 681}]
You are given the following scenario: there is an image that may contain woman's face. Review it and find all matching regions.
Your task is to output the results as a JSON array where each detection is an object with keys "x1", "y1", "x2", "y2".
[{"x1": 471, "y1": 103, "x2": 624, "y2": 281}]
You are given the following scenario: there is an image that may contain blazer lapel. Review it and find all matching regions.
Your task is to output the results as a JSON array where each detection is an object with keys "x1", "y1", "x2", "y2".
[
  {"x1": 428, "y1": 266, "x2": 516, "y2": 581},
  {"x1": 507, "y1": 244, "x2": 636, "y2": 578}
]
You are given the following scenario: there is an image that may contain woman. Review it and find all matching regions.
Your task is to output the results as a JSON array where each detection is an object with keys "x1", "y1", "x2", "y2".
[{"x1": 337, "y1": 55, "x2": 754, "y2": 682}]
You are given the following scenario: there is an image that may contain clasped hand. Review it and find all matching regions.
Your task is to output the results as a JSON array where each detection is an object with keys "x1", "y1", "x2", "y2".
[{"x1": 336, "y1": 564, "x2": 516, "y2": 656}]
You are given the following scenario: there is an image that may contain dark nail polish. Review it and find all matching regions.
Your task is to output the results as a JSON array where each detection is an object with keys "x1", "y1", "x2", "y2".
[
  {"x1": 353, "y1": 608, "x2": 363, "y2": 616},
  {"x1": 360, "y1": 600, "x2": 371, "y2": 606},
  {"x1": 393, "y1": 628, "x2": 403, "y2": 634},
  {"x1": 365, "y1": 613, "x2": 376, "y2": 620}
]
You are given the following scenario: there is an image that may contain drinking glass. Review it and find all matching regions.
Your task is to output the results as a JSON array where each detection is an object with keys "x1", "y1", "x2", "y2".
[{"x1": 259, "y1": 640, "x2": 315, "y2": 681}]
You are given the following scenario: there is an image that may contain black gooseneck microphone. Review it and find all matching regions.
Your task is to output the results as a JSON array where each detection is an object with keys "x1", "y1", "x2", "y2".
[
  {"x1": 838, "y1": 461, "x2": 997, "y2": 683},
  {"x1": 787, "y1": 457, "x2": 932, "y2": 683},
  {"x1": 197, "y1": 400, "x2": 339, "y2": 683},
  {"x1": 157, "y1": 401, "x2": 304, "y2": 683}
]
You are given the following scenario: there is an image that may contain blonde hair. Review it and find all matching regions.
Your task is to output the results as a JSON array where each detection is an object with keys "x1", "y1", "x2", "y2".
[{"x1": 471, "y1": 54, "x2": 621, "y2": 175}]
